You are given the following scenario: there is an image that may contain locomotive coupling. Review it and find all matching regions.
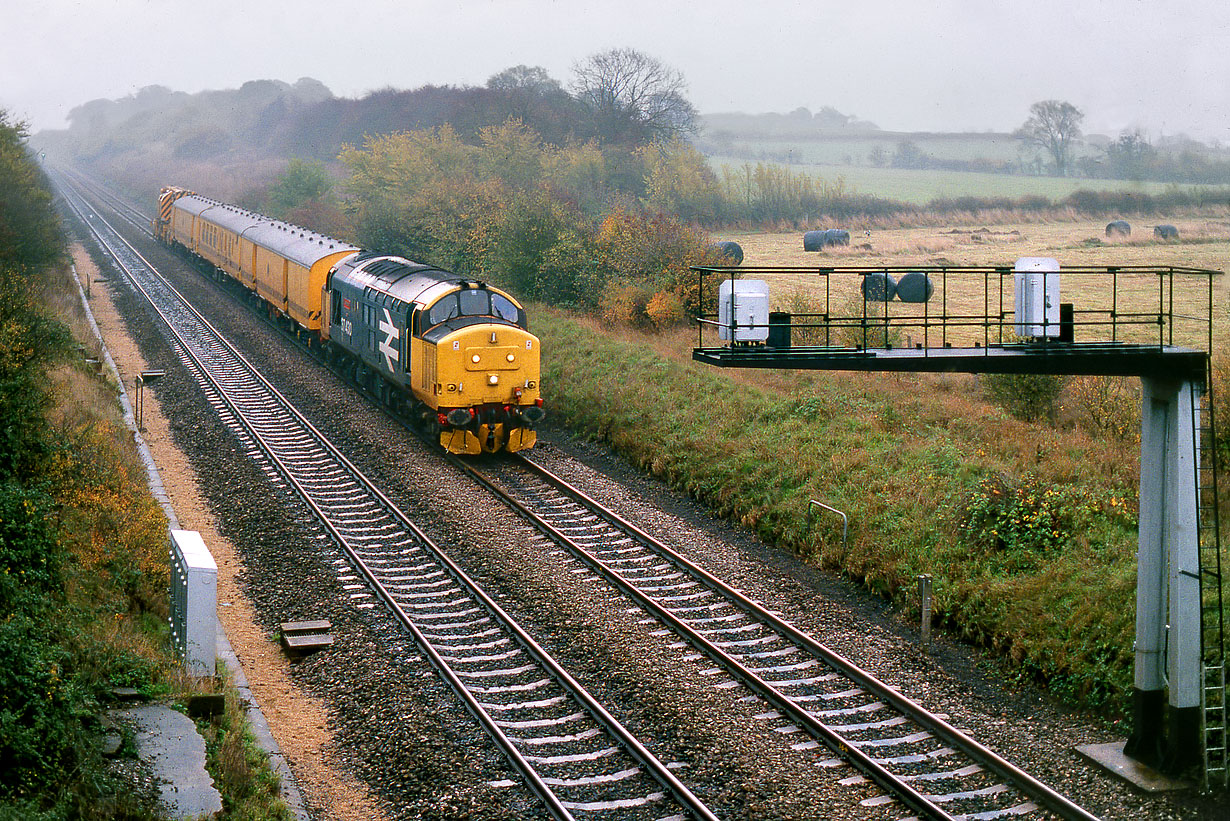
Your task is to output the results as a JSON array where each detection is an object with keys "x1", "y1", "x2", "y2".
[{"x1": 445, "y1": 407, "x2": 475, "y2": 427}]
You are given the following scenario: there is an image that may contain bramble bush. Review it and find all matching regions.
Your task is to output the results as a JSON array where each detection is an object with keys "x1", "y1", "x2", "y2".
[{"x1": 959, "y1": 472, "x2": 1135, "y2": 561}]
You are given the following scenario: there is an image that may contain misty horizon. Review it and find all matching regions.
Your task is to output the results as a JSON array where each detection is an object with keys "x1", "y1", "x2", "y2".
[{"x1": 4, "y1": 0, "x2": 1228, "y2": 145}]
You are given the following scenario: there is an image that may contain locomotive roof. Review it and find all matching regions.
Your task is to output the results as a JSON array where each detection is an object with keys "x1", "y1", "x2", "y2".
[
  {"x1": 173, "y1": 194, "x2": 357, "y2": 266},
  {"x1": 334, "y1": 253, "x2": 520, "y2": 309}
]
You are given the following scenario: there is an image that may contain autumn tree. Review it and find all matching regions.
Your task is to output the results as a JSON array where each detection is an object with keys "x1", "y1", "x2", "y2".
[
  {"x1": 485, "y1": 65, "x2": 584, "y2": 145},
  {"x1": 640, "y1": 140, "x2": 722, "y2": 222},
  {"x1": 264, "y1": 158, "x2": 332, "y2": 218},
  {"x1": 1016, "y1": 100, "x2": 1084, "y2": 176},
  {"x1": 1105, "y1": 129, "x2": 1157, "y2": 180},
  {"x1": 570, "y1": 48, "x2": 697, "y2": 145},
  {"x1": 0, "y1": 111, "x2": 62, "y2": 271}
]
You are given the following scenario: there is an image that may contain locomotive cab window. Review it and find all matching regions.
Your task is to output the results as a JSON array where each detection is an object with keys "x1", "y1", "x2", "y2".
[
  {"x1": 492, "y1": 293, "x2": 519, "y2": 323},
  {"x1": 427, "y1": 294, "x2": 461, "y2": 326},
  {"x1": 458, "y1": 288, "x2": 487, "y2": 317},
  {"x1": 423, "y1": 288, "x2": 525, "y2": 331}
]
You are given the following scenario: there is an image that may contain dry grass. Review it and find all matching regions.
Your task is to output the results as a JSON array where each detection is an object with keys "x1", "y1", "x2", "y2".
[{"x1": 721, "y1": 216, "x2": 1230, "y2": 270}]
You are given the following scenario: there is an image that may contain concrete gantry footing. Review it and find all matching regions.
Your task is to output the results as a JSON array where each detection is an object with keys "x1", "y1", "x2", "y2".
[
  {"x1": 1122, "y1": 377, "x2": 1204, "y2": 776},
  {"x1": 1076, "y1": 742, "x2": 1192, "y2": 792}
]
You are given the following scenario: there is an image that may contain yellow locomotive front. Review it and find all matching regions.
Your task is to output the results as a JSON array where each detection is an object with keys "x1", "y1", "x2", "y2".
[
  {"x1": 427, "y1": 320, "x2": 543, "y2": 454},
  {"x1": 324, "y1": 253, "x2": 543, "y2": 454}
]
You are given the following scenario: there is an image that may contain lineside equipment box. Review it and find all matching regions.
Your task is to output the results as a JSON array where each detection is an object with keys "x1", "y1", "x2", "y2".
[
  {"x1": 1013, "y1": 257, "x2": 1061, "y2": 338},
  {"x1": 719, "y1": 279, "x2": 770, "y2": 342},
  {"x1": 170, "y1": 529, "x2": 217, "y2": 677}
]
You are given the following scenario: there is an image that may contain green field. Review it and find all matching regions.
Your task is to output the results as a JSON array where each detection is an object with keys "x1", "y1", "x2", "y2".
[
  {"x1": 708, "y1": 155, "x2": 1213, "y2": 206},
  {"x1": 702, "y1": 130, "x2": 1028, "y2": 165}
]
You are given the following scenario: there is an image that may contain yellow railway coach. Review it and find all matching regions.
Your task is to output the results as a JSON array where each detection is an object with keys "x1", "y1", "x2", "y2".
[{"x1": 154, "y1": 186, "x2": 358, "y2": 332}]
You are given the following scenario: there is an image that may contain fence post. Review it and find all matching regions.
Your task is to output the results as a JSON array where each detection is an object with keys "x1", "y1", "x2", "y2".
[{"x1": 918, "y1": 574, "x2": 933, "y2": 653}]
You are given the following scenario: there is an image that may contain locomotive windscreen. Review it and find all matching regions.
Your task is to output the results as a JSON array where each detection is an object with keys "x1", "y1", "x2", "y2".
[{"x1": 426, "y1": 289, "x2": 522, "y2": 327}]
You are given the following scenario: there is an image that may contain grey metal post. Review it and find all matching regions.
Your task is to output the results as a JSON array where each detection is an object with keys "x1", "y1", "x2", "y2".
[
  {"x1": 138, "y1": 370, "x2": 165, "y2": 431},
  {"x1": 918, "y1": 574, "x2": 933, "y2": 653},
  {"x1": 1125, "y1": 377, "x2": 1202, "y2": 773},
  {"x1": 1167, "y1": 380, "x2": 1202, "y2": 772}
]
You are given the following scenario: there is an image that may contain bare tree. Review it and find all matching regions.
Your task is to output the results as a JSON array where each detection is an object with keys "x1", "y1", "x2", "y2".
[
  {"x1": 570, "y1": 48, "x2": 697, "y2": 145},
  {"x1": 487, "y1": 65, "x2": 564, "y2": 95},
  {"x1": 485, "y1": 64, "x2": 585, "y2": 145},
  {"x1": 1015, "y1": 100, "x2": 1084, "y2": 176}
]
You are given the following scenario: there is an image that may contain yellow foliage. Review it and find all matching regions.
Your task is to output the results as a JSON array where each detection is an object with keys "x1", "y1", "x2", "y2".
[
  {"x1": 51, "y1": 421, "x2": 169, "y2": 600},
  {"x1": 645, "y1": 290, "x2": 686, "y2": 330},
  {"x1": 639, "y1": 139, "x2": 722, "y2": 222},
  {"x1": 599, "y1": 284, "x2": 652, "y2": 327}
]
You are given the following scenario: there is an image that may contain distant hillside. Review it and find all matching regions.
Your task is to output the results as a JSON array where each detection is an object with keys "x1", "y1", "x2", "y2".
[
  {"x1": 32, "y1": 75, "x2": 592, "y2": 203},
  {"x1": 700, "y1": 106, "x2": 880, "y2": 137}
]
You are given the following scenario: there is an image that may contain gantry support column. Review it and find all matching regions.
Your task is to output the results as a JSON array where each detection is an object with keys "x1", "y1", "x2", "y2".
[{"x1": 1125, "y1": 377, "x2": 1202, "y2": 773}]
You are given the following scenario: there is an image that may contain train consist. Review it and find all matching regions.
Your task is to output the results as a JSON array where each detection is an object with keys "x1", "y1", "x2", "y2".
[{"x1": 154, "y1": 186, "x2": 544, "y2": 453}]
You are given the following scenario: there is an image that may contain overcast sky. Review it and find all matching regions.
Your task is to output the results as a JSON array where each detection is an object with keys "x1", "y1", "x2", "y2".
[{"x1": 4, "y1": 0, "x2": 1228, "y2": 142}]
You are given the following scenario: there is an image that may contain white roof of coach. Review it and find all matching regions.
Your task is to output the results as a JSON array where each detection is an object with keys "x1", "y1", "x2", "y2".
[{"x1": 173, "y1": 194, "x2": 357, "y2": 267}]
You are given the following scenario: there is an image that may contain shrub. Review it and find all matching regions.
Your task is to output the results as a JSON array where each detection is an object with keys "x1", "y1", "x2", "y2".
[
  {"x1": 0, "y1": 615, "x2": 84, "y2": 802},
  {"x1": 1066, "y1": 375, "x2": 1139, "y2": 441},
  {"x1": 598, "y1": 283, "x2": 653, "y2": 327},
  {"x1": 488, "y1": 187, "x2": 594, "y2": 306},
  {"x1": 983, "y1": 372, "x2": 1067, "y2": 423},
  {"x1": 957, "y1": 472, "x2": 1134, "y2": 572},
  {"x1": 591, "y1": 202, "x2": 713, "y2": 314},
  {"x1": 1, "y1": 112, "x2": 64, "y2": 271},
  {"x1": 960, "y1": 473, "x2": 1071, "y2": 558},
  {"x1": 0, "y1": 483, "x2": 64, "y2": 609},
  {"x1": 644, "y1": 290, "x2": 686, "y2": 329}
]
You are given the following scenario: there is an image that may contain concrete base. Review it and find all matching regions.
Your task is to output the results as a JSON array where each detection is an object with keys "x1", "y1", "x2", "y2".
[
  {"x1": 1075, "y1": 741, "x2": 1193, "y2": 793},
  {"x1": 114, "y1": 704, "x2": 223, "y2": 819}
]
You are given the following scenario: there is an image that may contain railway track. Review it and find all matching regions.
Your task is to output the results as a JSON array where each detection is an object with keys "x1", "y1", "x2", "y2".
[
  {"x1": 456, "y1": 453, "x2": 1101, "y2": 821},
  {"x1": 56, "y1": 174, "x2": 720, "y2": 821},
  {"x1": 63, "y1": 173, "x2": 1102, "y2": 820}
]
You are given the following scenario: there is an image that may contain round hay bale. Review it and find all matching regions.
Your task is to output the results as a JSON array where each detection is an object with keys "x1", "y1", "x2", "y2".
[
  {"x1": 860, "y1": 272, "x2": 897, "y2": 302},
  {"x1": 709, "y1": 240, "x2": 744, "y2": 265},
  {"x1": 895, "y1": 271, "x2": 934, "y2": 303},
  {"x1": 1105, "y1": 219, "x2": 1131, "y2": 237},
  {"x1": 803, "y1": 230, "x2": 826, "y2": 251},
  {"x1": 824, "y1": 229, "x2": 851, "y2": 246},
  {"x1": 1154, "y1": 224, "x2": 1179, "y2": 240}
]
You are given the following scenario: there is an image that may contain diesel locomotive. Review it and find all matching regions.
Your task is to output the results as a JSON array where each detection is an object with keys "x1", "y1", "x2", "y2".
[{"x1": 154, "y1": 186, "x2": 544, "y2": 453}]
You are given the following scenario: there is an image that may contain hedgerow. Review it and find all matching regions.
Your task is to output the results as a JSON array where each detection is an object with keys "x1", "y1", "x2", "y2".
[{"x1": 0, "y1": 109, "x2": 173, "y2": 817}]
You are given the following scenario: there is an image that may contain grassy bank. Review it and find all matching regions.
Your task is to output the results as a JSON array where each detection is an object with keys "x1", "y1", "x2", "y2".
[{"x1": 537, "y1": 310, "x2": 1145, "y2": 710}]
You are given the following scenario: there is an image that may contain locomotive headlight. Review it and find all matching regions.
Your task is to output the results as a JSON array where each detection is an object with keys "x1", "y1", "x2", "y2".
[
  {"x1": 506, "y1": 354, "x2": 515, "y2": 363},
  {"x1": 471, "y1": 354, "x2": 481, "y2": 363},
  {"x1": 488, "y1": 374, "x2": 499, "y2": 385}
]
